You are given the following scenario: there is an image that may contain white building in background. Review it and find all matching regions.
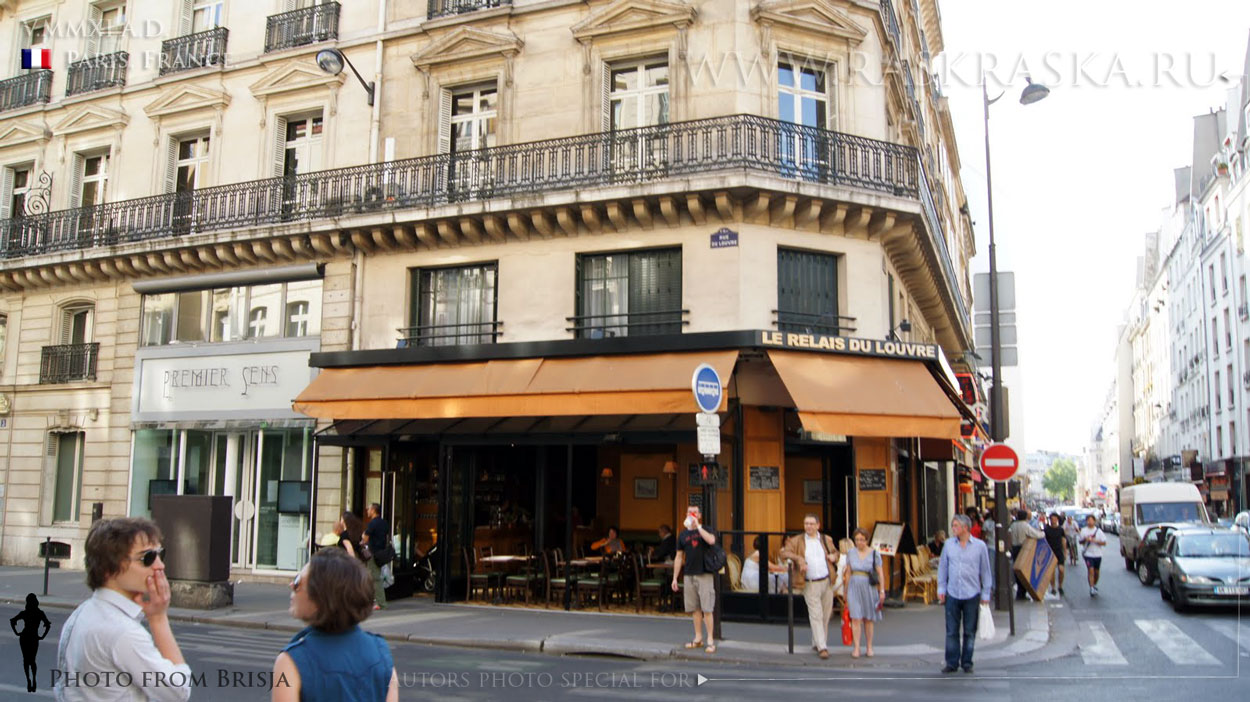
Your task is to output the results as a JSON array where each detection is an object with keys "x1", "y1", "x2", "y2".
[{"x1": 1088, "y1": 382, "x2": 1120, "y2": 507}]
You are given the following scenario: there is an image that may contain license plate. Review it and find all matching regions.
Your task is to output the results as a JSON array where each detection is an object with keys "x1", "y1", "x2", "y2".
[{"x1": 1214, "y1": 586, "x2": 1249, "y2": 595}]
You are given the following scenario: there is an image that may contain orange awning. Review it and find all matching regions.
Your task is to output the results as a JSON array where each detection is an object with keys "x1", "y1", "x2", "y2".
[
  {"x1": 768, "y1": 350, "x2": 961, "y2": 440},
  {"x1": 293, "y1": 351, "x2": 738, "y2": 420}
]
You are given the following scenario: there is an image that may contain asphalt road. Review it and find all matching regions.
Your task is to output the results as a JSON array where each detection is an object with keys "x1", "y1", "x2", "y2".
[{"x1": 0, "y1": 534, "x2": 1244, "y2": 700}]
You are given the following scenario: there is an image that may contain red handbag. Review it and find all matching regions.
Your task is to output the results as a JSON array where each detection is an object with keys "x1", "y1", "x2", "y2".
[{"x1": 841, "y1": 607, "x2": 853, "y2": 646}]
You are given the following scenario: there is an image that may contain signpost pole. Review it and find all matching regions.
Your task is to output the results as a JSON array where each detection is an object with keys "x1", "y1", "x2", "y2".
[{"x1": 982, "y1": 443, "x2": 1019, "y2": 635}]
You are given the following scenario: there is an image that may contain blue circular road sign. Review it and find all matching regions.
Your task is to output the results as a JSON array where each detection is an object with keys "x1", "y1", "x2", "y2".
[{"x1": 692, "y1": 364, "x2": 723, "y2": 413}]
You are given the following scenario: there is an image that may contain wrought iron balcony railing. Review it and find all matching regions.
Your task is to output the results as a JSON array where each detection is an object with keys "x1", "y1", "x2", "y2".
[
  {"x1": 0, "y1": 114, "x2": 920, "y2": 260},
  {"x1": 880, "y1": 0, "x2": 902, "y2": 51},
  {"x1": 916, "y1": 161, "x2": 970, "y2": 327},
  {"x1": 566, "y1": 309, "x2": 689, "y2": 338},
  {"x1": 66, "y1": 52, "x2": 129, "y2": 97},
  {"x1": 427, "y1": 0, "x2": 511, "y2": 20},
  {"x1": 0, "y1": 70, "x2": 52, "y2": 113},
  {"x1": 265, "y1": 3, "x2": 340, "y2": 53},
  {"x1": 39, "y1": 343, "x2": 99, "y2": 384},
  {"x1": 773, "y1": 310, "x2": 857, "y2": 337},
  {"x1": 159, "y1": 27, "x2": 229, "y2": 76},
  {"x1": 397, "y1": 320, "x2": 503, "y2": 347}
]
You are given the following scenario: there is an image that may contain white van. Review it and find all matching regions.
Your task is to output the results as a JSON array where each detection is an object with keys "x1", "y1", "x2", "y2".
[{"x1": 1119, "y1": 483, "x2": 1210, "y2": 569}]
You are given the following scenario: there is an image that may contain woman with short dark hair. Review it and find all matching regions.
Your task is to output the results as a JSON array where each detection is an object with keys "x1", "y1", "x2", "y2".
[{"x1": 272, "y1": 548, "x2": 398, "y2": 701}]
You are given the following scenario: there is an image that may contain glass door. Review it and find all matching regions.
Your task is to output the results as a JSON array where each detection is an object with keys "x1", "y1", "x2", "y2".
[
  {"x1": 226, "y1": 433, "x2": 254, "y2": 568},
  {"x1": 253, "y1": 428, "x2": 312, "y2": 571}
]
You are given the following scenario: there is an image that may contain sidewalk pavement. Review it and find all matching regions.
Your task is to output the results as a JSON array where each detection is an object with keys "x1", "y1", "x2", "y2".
[{"x1": 0, "y1": 565, "x2": 1063, "y2": 670}]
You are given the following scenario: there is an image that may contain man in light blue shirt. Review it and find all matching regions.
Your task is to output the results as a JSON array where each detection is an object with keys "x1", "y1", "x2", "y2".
[{"x1": 937, "y1": 513, "x2": 993, "y2": 674}]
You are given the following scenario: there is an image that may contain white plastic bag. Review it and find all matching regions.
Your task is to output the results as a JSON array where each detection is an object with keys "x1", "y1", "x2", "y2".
[
  {"x1": 977, "y1": 603, "x2": 996, "y2": 640},
  {"x1": 381, "y1": 563, "x2": 395, "y2": 588}
]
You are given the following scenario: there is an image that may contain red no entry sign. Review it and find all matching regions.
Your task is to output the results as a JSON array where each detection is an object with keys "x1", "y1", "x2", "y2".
[{"x1": 980, "y1": 443, "x2": 1019, "y2": 482}]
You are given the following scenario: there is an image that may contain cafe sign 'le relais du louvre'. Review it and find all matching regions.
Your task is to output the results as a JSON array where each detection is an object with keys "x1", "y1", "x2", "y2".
[{"x1": 758, "y1": 330, "x2": 940, "y2": 361}]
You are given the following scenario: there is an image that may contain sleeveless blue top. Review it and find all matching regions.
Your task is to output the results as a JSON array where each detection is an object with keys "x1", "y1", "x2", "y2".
[{"x1": 283, "y1": 625, "x2": 393, "y2": 702}]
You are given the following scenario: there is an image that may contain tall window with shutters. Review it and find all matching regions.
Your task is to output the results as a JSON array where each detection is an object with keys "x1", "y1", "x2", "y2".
[
  {"x1": 440, "y1": 84, "x2": 497, "y2": 199},
  {"x1": 1, "y1": 164, "x2": 32, "y2": 219},
  {"x1": 273, "y1": 114, "x2": 323, "y2": 215},
  {"x1": 408, "y1": 263, "x2": 499, "y2": 347},
  {"x1": 71, "y1": 152, "x2": 110, "y2": 208},
  {"x1": 777, "y1": 248, "x2": 842, "y2": 336},
  {"x1": 604, "y1": 59, "x2": 669, "y2": 179},
  {"x1": 19, "y1": 17, "x2": 50, "y2": 71},
  {"x1": 48, "y1": 432, "x2": 86, "y2": 524},
  {"x1": 188, "y1": 0, "x2": 224, "y2": 33},
  {"x1": 575, "y1": 248, "x2": 682, "y2": 338},
  {"x1": 87, "y1": 2, "x2": 127, "y2": 56},
  {"x1": 167, "y1": 134, "x2": 209, "y2": 232}
]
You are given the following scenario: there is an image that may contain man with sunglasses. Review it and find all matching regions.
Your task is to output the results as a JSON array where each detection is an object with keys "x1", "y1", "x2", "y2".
[{"x1": 55, "y1": 517, "x2": 191, "y2": 701}]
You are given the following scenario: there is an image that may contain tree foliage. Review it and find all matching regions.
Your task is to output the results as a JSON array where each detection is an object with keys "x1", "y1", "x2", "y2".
[{"x1": 1043, "y1": 458, "x2": 1078, "y2": 501}]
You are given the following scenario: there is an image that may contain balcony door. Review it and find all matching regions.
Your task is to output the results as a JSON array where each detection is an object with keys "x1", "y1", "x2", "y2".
[
  {"x1": 442, "y1": 85, "x2": 496, "y2": 200},
  {"x1": 275, "y1": 115, "x2": 323, "y2": 217},
  {"x1": 777, "y1": 61, "x2": 831, "y2": 180},
  {"x1": 605, "y1": 60, "x2": 669, "y2": 180}
]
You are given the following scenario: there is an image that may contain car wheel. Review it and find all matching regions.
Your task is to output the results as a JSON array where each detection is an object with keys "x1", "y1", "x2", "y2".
[
  {"x1": 1172, "y1": 587, "x2": 1188, "y2": 613},
  {"x1": 1137, "y1": 561, "x2": 1154, "y2": 586}
]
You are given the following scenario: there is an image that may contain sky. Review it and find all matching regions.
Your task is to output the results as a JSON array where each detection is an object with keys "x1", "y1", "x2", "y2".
[{"x1": 936, "y1": 0, "x2": 1250, "y2": 455}]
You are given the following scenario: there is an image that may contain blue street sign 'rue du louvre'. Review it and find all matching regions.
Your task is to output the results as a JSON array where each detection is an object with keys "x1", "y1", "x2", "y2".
[
  {"x1": 692, "y1": 364, "x2": 723, "y2": 413},
  {"x1": 710, "y1": 228, "x2": 738, "y2": 248}
]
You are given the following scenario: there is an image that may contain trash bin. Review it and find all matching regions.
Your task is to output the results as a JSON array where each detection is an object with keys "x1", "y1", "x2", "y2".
[{"x1": 151, "y1": 495, "x2": 234, "y2": 608}]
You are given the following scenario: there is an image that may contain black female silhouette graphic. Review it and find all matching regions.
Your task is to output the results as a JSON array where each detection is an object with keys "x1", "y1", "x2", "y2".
[{"x1": 10, "y1": 593, "x2": 51, "y2": 693}]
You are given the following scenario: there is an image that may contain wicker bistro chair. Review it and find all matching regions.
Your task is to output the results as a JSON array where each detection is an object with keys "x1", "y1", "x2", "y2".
[
  {"x1": 504, "y1": 554, "x2": 546, "y2": 604},
  {"x1": 902, "y1": 553, "x2": 937, "y2": 604}
]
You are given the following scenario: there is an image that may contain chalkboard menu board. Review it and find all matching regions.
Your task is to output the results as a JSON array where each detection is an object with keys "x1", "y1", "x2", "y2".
[
  {"x1": 748, "y1": 466, "x2": 780, "y2": 490},
  {"x1": 858, "y1": 469, "x2": 887, "y2": 491}
]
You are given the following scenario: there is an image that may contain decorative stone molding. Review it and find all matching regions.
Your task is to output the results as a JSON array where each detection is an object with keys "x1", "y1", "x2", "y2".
[
  {"x1": 410, "y1": 26, "x2": 524, "y2": 72},
  {"x1": 570, "y1": 0, "x2": 697, "y2": 44},
  {"x1": 751, "y1": 0, "x2": 868, "y2": 45},
  {"x1": 143, "y1": 85, "x2": 232, "y2": 119},
  {"x1": 249, "y1": 61, "x2": 346, "y2": 100},
  {"x1": 0, "y1": 121, "x2": 52, "y2": 149},
  {"x1": 51, "y1": 105, "x2": 129, "y2": 138}
]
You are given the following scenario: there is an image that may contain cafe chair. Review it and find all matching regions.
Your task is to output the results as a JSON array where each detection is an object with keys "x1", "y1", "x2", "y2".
[
  {"x1": 544, "y1": 550, "x2": 567, "y2": 608},
  {"x1": 576, "y1": 557, "x2": 617, "y2": 611},
  {"x1": 462, "y1": 546, "x2": 501, "y2": 602},
  {"x1": 634, "y1": 553, "x2": 665, "y2": 612},
  {"x1": 504, "y1": 554, "x2": 545, "y2": 604}
]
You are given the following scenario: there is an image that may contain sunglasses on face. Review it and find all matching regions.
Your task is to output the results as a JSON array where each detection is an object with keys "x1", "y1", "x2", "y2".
[
  {"x1": 133, "y1": 548, "x2": 166, "y2": 567},
  {"x1": 290, "y1": 573, "x2": 303, "y2": 593}
]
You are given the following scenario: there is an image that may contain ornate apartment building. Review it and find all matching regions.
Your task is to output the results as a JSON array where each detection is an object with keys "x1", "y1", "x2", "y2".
[{"x1": 0, "y1": 0, "x2": 977, "y2": 590}]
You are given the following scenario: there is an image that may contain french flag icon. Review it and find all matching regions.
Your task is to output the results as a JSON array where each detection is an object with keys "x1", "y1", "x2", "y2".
[{"x1": 21, "y1": 49, "x2": 52, "y2": 69}]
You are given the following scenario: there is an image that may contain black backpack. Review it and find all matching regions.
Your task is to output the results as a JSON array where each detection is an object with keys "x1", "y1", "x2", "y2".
[{"x1": 703, "y1": 542, "x2": 727, "y2": 573}]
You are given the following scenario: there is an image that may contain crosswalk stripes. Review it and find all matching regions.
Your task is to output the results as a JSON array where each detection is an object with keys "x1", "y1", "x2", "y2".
[
  {"x1": 1134, "y1": 619, "x2": 1222, "y2": 665},
  {"x1": 1205, "y1": 620, "x2": 1250, "y2": 656},
  {"x1": 1079, "y1": 621, "x2": 1128, "y2": 665}
]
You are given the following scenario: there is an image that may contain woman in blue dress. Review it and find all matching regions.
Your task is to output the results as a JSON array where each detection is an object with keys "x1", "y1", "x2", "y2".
[
  {"x1": 841, "y1": 527, "x2": 885, "y2": 658},
  {"x1": 273, "y1": 547, "x2": 397, "y2": 701}
]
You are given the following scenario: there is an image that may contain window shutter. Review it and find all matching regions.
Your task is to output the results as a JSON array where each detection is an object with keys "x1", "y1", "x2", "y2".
[
  {"x1": 0, "y1": 168, "x2": 12, "y2": 220},
  {"x1": 47, "y1": 433, "x2": 59, "y2": 457},
  {"x1": 180, "y1": 0, "x2": 194, "y2": 35},
  {"x1": 69, "y1": 154, "x2": 84, "y2": 208},
  {"x1": 165, "y1": 137, "x2": 179, "y2": 193},
  {"x1": 283, "y1": 0, "x2": 297, "y2": 11},
  {"x1": 601, "y1": 62, "x2": 613, "y2": 133},
  {"x1": 437, "y1": 89, "x2": 452, "y2": 154},
  {"x1": 59, "y1": 308, "x2": 72, "y2": 345},
  {"x1": 272, "y1": 116, "x2": 288, "y2": 177},
  {"x1": 85, "y1": 5, "x2": 101, "y2": 57}
]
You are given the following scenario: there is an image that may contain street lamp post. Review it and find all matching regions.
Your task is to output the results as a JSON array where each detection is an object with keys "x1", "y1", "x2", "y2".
[{"x1": 983, "y1": 75, "x2": 1049, "y2": 635}]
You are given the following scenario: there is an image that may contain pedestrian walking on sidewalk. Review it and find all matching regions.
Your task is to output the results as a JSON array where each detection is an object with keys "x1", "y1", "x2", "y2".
[
  {"x1": 1079, "y1": 515, "x2": 1107, "y2": 596},
  {"x1": 336, "y1": 511, "x2": 365, "y2": 559},
  {"x1": 1063, "y1": 516, "x2": 1080, "y2": 565},
  {"x1": 56, "y1": 517, "x2": 191, "y2": 702},
  {"x1": 671, "y1": 505, "x2": 718, "y2": 654},
  {"x1": 273, "y1": 548, "x2": 398, "y2": 702},
  {"x1": 1043, "y1": 513, "x2": 1069, "y2": 596},
  {"x1": 780, "y1": 514, "x2": 840, "y2": 659},
  {"x1": 842, "y1": 528, "x2": 884, "y2": 658},
  {"x1": 363, "y1": 503, "x2": 391, "y2": 610},
  {"x1": 937, "y1": 514, "x2": 993, "y2": 674},
  {"x1": 1009, "y1": 510, "x2": 1045, "y2": 600}
]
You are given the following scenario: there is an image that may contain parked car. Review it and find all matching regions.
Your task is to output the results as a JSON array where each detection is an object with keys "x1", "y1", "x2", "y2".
[
  {"x1": 1157, "y1": 528, "x2": 1250, "y2": 612},
  {"x1": 1120, "y1": 483, "x2": 1210, "y2": 570},
  {"x1": 1135, "y1": 522, "x2": 1191, "y2": 585},
  {"x1": 1102, "y1": 513, "x2": 1121, "y2": 535}
]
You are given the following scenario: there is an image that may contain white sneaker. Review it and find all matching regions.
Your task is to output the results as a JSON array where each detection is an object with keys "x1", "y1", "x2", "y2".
[
  {"x1": 1092, "y1": 586, "x2": 1098, "y2": 596},
  {"x1": 1089, "y1": 586, "x2": 1095, "y2": 596}
]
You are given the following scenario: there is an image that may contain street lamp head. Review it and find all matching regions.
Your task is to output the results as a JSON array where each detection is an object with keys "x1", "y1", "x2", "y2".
[
  {"x1": 315, "y1": 48, "x2": 345, "y2": 77},
  {"x1": 1019, "y1": 76, "x2": 1050, "y2": 106}
]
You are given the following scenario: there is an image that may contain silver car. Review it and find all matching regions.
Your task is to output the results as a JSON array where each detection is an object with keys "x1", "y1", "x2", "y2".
[{"x1": 1157, "y1": 528, "x2": 1250, "y2": 612}]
